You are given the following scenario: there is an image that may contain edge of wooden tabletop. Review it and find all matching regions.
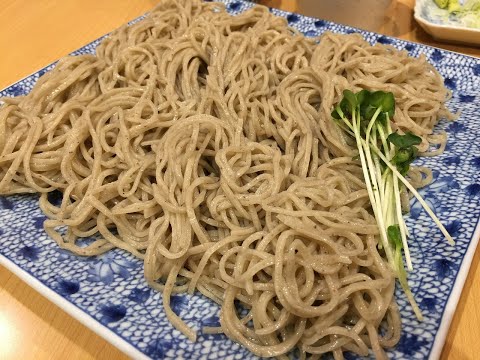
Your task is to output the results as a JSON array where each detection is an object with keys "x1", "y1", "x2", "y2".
[{"x1": 0, "y1": 1, "x2": 479, "y2": 360}]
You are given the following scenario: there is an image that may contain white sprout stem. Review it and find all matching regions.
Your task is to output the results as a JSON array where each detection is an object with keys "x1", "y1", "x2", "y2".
[
  {"x1": 377, "y1": 124, "x2": 390, "y2": 155},
  {"x1": 335, "y1": 107, "x2": 355, "y2": 133},
  {"x1": 393, "y1": 172, "x2": 413, "y2": 271},
  {"x1": 378, "y1": 121, "x2": 413, "y2": 270},
  {"x1": 374, "y1": 117, "x2": 420, "y2": 318},
  {"x1": 401, "y1": 277, "x2": 424, "y2": 321},
  {"x1": 382, "y1": 171, "x2": 392, "y2": 223},
  {"x1": 335, "y1": 105, "x2": 423, "y2": 320},
  {"x1": 369, "y1": 142, "x2": 455, "y2": 245},
  {"x1": 396, "y1": 248, "x2": 424, "y2": 320},
  {"x1": 376, "y1": 124, "x2": 391, "y2": 209},
  {"x1": 402, "y1": 207, "x2": 410, "y2": 238},
  {"x1": 379, "y1": 122, "x2": 412, "y2": 239},
  {"x1": 356, "y1": 112, "x2": 394, "y2": 264},
  {"x1": 373, "y1": 141, "x2": 386, "y2": 208},
  {"x1": 367, "y1": 111, "x2": 386, "y2": 208}
]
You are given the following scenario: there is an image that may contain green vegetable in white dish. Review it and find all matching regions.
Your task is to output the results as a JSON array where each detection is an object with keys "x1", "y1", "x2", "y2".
[{"x1": 432, "y1": 0, "x2": 480, "y2": 28}]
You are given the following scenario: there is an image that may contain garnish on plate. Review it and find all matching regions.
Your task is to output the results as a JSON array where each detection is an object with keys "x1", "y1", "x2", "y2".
[{"x1": 332, "y1": 89, "x2": 454, "y2": 320}]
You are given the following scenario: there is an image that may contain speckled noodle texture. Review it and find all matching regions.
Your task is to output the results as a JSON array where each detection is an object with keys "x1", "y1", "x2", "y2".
[{"x1": 0, "y1": 0, "x2": 479, "y2": 359}]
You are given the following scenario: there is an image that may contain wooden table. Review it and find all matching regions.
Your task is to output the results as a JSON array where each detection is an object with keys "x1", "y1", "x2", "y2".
[{"x1": 0, "y1": 1, "x2": 478, "y2": 359}]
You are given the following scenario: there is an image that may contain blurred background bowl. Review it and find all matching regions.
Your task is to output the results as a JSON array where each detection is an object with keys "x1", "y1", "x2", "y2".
[{"x1": 297, "y1": 0, "x2": 394, "y2": 31}]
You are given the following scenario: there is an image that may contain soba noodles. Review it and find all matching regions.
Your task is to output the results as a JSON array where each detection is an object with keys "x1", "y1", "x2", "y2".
[{"x1": 0, "y1": 1, "x2": 453, "y2": 358}]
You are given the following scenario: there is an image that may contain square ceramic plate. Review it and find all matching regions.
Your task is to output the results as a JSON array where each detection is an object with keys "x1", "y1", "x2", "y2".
[{"x1": 1, "y1": 1, "x2": 480, "y2": 359}]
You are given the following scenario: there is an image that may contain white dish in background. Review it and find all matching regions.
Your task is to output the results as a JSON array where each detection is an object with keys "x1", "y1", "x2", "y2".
[{"x1": 414, "y1": 0, "x2": 480, "y2": 45}]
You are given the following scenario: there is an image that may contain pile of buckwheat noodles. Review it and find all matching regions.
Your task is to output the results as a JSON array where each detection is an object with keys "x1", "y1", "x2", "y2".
[{"x1": 0, "y1": 0, "x2": 454, "y2": 358}]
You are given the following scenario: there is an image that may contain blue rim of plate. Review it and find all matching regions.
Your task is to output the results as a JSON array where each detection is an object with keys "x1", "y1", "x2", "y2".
[{"x1": 1, "y1": 1, "x2": 480, "y2": 359}]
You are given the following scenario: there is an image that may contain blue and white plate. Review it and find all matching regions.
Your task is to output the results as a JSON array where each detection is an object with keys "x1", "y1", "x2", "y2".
[{"x1": 1, "y1": 1, "x2": 480, "y2": 359}]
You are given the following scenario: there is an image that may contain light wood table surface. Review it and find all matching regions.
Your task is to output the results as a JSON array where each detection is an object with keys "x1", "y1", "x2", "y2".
[{"x1": 0, "y1": 1, "x2": 479, "y2": 359}]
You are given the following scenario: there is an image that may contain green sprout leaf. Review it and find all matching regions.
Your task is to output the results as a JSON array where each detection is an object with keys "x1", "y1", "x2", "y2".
[
  {"x1": 355, "y1": 89, "x2": 371, "y2": 107},
  {"x1": 391, "y1": 146, "x2": 418, "y2": 176},
  {"x1": 387, "y1": 224, "x2": 403, "y2": 249},
  {"x1": 387, "y1": 131, "x2": 422, "y2": 149},
  {"x1": 395, "y1": 162, "x2": 410, "y2": 177},
  {"x1": 361, "y1": 104, "x2": 378, "y2": 122},
  {"x1": 343, "y1": 89, "x2": 358, "y2": 109},
  {"x1": 358, "y1": 90, "x2": 395, "y2": 123},
  {"x1": 392, "y1": 147, "x2": 415, "y2": 164},
  {"x1": 388, "y1": 132, "x2": 421, "y2": 176},
  {"x1": 338, "y1": 89, "x2": 358, "y2": 118}
]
